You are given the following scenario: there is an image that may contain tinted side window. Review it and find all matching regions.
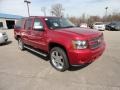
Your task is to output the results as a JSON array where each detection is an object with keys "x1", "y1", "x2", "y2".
[
  {"x1": 25, "y1": 19, "x2": 32, "y2": 30},
  {"x1": 95, "y1": 23, "x2": 102, "y2": 25},
  {"x1": 15, "y1": 19, "x2": 24, "y2": 29},
  {"x1": 110, "y1": 22, "x2": 116, "y2": 25},
  {"x1": 116, "y1": 22, "x2": 120, "y2": 25}
]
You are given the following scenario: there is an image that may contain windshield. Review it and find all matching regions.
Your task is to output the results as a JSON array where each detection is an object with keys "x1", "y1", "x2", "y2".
[
  {"x1": 45, "y1": 17, "x2": 75, "y2": 29},
  {"x1": 95, "y1": 22, "x2": 103, "y2": 25},
  {"x1": 110, "y1": 22, "x2": 120, "y2": 26}
]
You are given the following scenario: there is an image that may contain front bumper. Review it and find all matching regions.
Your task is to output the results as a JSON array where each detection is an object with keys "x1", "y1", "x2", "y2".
[
  {"x1": 97, "y1": 27, "x2": 105, "y2": 30},
  {"x1": 0, "y1": 35, "x2": 8, "y2": 44},
  {"x1": 68, "y1": 43, "x2": 106, "y2": 65}
]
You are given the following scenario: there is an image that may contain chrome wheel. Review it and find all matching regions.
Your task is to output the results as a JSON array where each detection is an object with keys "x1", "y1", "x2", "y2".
[
  {"x1": 51, "y1": 51, "x2": 64, "y2": 69},
  {"x1": 50, "y1": 47, "x2": 69, "y2": 71}
]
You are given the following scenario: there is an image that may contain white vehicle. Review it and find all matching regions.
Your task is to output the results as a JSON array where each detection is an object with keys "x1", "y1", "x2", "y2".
[
  {"x1": 93, "y1": 22, "x2": 105, "y2": 31},
  {"x1": 0, "y1": 32, "x2": 8, "y2": 44},
  {"x1": 80, "y1": 23, "x2": 88, "y2": 28}
]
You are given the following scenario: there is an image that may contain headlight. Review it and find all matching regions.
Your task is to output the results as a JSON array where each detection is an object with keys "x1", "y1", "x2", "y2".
[
  {"x1": 0, "y1": 33, "x2": 3, "y2": 37},
  {"x1": 72, "y1": 40, "x2": 88, "y2": 49},
  {"x1": 111, "y1": 25, "x2": 115, "y2": 28}
]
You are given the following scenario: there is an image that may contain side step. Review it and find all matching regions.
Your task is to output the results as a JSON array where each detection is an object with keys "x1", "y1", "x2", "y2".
[{"x1": 24, "y1": 46, "x2": 47, "y2": 57}]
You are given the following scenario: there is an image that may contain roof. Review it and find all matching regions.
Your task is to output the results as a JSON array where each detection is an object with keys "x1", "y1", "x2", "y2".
[
  {"x1": 0, "y1": 13, "x2": 23, "y2": 19},
  {"x1": 29, "y1": 16, "x2": 58, "y2": 18}
]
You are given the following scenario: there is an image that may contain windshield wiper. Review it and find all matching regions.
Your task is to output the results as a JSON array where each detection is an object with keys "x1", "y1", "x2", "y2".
[
  {"x1": 50, "y1": 26, "x2": 75, "y2": 30},
  {"x1": 64, "y1": 26, "x2": 75, "y2": 28},
  {"x1": 50, "y1": 26, "x2": 62, "y2": 30}
]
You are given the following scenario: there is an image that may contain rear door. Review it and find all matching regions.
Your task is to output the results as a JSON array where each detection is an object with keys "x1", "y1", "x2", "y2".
[{"x1": 22, "y1": 18, "x2": 33, "y2": 45}]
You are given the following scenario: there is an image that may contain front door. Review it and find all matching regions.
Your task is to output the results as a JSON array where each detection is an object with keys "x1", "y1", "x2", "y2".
[{"x1": 30, "y1": 18, "x2": 47, "y2": 51}]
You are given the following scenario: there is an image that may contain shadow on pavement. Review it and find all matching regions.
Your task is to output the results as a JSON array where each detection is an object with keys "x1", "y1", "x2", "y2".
[
  {"x1": 25, "y1": 49, "x2": 49, "y2": 61},
  {"x1": 68, "y1": 63, "x2": 91, "y2": 71},
  {"x1": 20, "y1": 46, "x2": 92, "y2": 72},
  {"x1": 0, "y1": 41, "x2": 12, "y2": 46}
]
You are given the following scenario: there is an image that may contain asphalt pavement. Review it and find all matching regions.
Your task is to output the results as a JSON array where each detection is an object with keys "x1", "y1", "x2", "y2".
[{"x1": 0, "y1": 30, "x2": 120, "y2": 90}]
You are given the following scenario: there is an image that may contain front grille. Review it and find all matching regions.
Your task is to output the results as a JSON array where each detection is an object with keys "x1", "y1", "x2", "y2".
[
  {"x1": 2, "y1": 33, "x2": 5, "y2": 35},
  {"x1": 89, "y1": 35, "x2": 103, "y2": 49},
  {"x1": 2, "y1": 32, "x2": 6, "y2": 36}
]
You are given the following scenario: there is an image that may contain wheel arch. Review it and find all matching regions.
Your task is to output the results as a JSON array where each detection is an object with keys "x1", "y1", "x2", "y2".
[
  {"x1": 49, "y1": 42, "x2": 70, "y2": 71},
  {"x1": 49, "y1": 42, "x2": 68, "y2": 56},
  {"x1": 15, "y1": 35, "x2": 21, "y2": 40}
]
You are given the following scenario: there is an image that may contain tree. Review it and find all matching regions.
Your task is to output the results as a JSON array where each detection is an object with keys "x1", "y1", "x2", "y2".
[
  {"x1": 41, "y1": 7, "x2": 46, "y2": 16},
  {"x1": 69, "y1": 17, "x2": 81, "y2": 26},
  {"x1": 51, "y1": 3, "x2": 64, "y2": 17},
  {"x1": 81, "y1": 13, "x2": 86, "y2": 23}
]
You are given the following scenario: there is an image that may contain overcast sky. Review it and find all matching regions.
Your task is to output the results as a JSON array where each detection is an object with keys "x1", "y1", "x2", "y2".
[{"x1": 0, "y1": 0, "x2": 120, "y2": 17}]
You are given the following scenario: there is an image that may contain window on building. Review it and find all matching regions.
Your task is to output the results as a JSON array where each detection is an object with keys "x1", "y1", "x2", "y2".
[{"x1": 0, "y1": 22, "x2": 3, "y2": 28}]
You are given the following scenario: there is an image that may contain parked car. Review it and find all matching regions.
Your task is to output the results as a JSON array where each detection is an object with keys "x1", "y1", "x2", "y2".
[
  {"x1": 106, "y1": 21, "x2": 120, "y2": 31},
  {"x1": 0, "y1": 32, "x2": 8, "y2": 44},
  {"x1": 80, "y1": 23, "x2": 88, "y2": 28},
  {"x1": 14, "y1": 16, "x2": 106, "y2": 71},
  {"x1": 93, "y1": 22, "x2": 105, "y2": 31}
]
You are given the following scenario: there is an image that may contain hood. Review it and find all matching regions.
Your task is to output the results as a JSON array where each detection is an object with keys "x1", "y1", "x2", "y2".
[
  {"x1": 55, "y1": 27, "x2": 102, "y2": 39},
  {"x1": 0, "y1": 32, "x2": 6, "y2": 34}
]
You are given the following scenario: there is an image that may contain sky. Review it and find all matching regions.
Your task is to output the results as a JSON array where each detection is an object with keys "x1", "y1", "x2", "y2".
[{"x1": 0, "y1": 0, "x2": 120, "y2": 17}]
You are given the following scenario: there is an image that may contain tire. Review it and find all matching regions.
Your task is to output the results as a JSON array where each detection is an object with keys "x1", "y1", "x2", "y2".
[
  {"x1": 50, "y1": 47, "x2": 69, "y2": 72},
  {"x1": 18, "y1": 38, "x2": 25, "y2": 50},
  {"x1": 108, "y1": 28, "x2": 110, "y2": 31}
]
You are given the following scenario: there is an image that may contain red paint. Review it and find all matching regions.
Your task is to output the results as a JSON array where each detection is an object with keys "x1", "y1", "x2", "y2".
[{"x1": 14, "y1": 16, "x2": 106, "y2": 65}]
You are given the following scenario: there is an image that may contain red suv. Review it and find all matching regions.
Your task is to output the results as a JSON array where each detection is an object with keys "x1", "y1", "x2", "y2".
[{"x1": 14, "y1": 16, "x2": 105, "y2": 71}]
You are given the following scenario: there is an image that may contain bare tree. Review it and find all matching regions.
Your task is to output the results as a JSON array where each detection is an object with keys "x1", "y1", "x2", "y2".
[
  {"x1": 41, "y1": 7, "x2": 46, "y2": 16},
  {"x1": 51, "y1": 3, "x2": 64, "y2": 17},
  {"x1": 69, "y1": 17, "x2": 80, "y2": 25}
]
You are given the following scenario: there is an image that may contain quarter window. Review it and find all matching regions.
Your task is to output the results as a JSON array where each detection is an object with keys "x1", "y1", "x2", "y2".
[
  {"x1": 25, "y1": 19, "x2": 32, "y2": 30},
  {"x1": 15, "y1": 19, "x2": 24, "y2": 29}
]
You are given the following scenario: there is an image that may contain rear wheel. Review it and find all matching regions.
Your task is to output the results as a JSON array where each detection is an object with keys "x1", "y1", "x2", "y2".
[
  {"x1": 18, "y1": 38, "x2": 24, "y2": 50},
  {"x1": 50, "y1": 47, "x2": 69, "y2": 71}
]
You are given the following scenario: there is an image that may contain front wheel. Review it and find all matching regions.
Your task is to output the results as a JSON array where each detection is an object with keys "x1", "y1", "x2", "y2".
[
  {"x1": 50, "y1": 47, "x2": 69, "y2": 72},
  {"x1": 18, "y1": 38, "x2": 25, "y2": 50}
]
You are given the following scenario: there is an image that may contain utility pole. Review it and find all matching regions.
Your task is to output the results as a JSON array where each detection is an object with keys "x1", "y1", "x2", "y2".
[
  {"x1": 105, "y1": 6, "x2": 108, "y2": 17},
  {"x1": 41, "y1": 7, "x2": 46, "y2": 16},
  {"x1": 51, "y1": 11, "x2": 54, "y2": 16},
  {"x1": 24, "y1": 0, "x2": 31, "y2": 17}
]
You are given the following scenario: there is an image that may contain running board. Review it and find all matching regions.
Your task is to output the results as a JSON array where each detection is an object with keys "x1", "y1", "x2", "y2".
[{"x1": 24, "y1": 46, "x2": 47, "y2": 57}]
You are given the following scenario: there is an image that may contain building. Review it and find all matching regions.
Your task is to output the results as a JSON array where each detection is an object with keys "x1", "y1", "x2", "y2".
[{"x1": 0, "y1": 13, "x2": 23, "y2": 30}]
